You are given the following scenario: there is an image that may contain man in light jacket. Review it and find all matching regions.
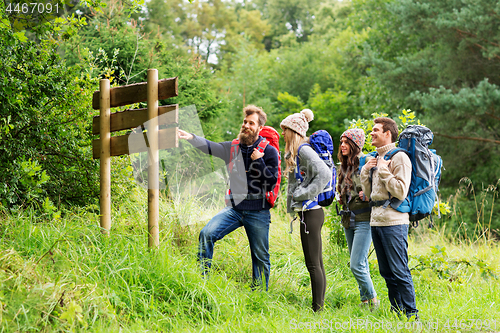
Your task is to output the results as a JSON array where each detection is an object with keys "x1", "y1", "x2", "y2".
[{"x1": 360, "y1": 117, "x2": 418, "y2": 319}]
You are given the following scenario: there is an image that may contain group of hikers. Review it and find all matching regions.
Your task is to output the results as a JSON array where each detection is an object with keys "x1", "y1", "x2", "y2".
[{"x1": 177, "y1": 105, "x2": 418, "y2": 320}]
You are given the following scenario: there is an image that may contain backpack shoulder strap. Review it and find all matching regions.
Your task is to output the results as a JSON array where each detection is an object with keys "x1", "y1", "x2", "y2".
[
  {"x1": 297, "y1": 143, "x2": 311, "y2": 157},
  {"x1": 294, "y1": 143, "x2": 311, "y2": 182},
  {"x1": 228, "y1": 139, "x2": 240, "y2": 173},
  {"x1": 383, "y1": 147, "x2": 406, "y2": 160},
  {"x1": 256, "y1": 138, "x2": 269, "y2": 153}
]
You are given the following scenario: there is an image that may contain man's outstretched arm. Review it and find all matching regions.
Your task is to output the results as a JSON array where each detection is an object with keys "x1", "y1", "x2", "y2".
[{"x1": 178, "y1": 129, "x2": 231, "y2": 163}]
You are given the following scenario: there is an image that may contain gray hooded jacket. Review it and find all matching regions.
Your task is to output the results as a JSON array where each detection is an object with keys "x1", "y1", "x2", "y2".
[{"x1": 286, "y1": 144, "x2": 331, "y2": 214}]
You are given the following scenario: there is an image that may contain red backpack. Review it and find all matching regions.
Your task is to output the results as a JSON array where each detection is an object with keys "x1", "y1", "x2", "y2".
[{"x1": 226, "y1": 126, "x2": 282, "y2": 208}]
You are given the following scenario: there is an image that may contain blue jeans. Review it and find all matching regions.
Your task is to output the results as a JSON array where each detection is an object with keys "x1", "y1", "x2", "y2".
[
  {"x1": 198, "y1": 206, "x2": 271, "y2": 290},
  {"x1": 371, "y1": 224, "x2": 418, "y2": 318},
  {"x1": 344, "y1": 221, "x2": 377, "y2": 301}
]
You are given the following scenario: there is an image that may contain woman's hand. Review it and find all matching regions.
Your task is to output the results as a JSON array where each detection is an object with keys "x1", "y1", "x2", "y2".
[{"x1": 359, "y1": 191, "x2": 369, "y2": 202}]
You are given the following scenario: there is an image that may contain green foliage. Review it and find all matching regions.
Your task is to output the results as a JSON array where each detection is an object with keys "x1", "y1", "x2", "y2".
[
  {"x1": 412, "y1": 245, "x2": 497, "y2": 282},
  {"x1": 416, "y1": 79, "x2": 500, "y2": 185},
  {"x1": 215, "y1": 40, "x2": 276, "y2": 140},
  {"x1": 277, "y1": 92, "x2": 304, "y2": 114},
  {"x1": 63, "y1": 0, "x2": 227, "y2": 136},
  {"x1": 59, "y1": 300, "x2": 88, "y2": 330},
  {"x1": 347, "y1": 0, "x2": 500, "y2": 186},
  {"x1": 346, "y1": 108, "x2": 421, "y2": 153},
  {"x1": 323, "y1": 208, "x2": 347, "y2": 249},
  {"x1": 308, "y1": 85, "x2": 354, "y2": 145},
  {"x1": 433, "y1": 200, "x2": 451, "y2": 217},
  {"x1": 8, "y1": 157, "x2": 50, "y2": 206},
  {"x1": 0, "y1": 16, "x2": 99, "y2": 209},
  {"x1": 265, "y1": 40, "x2": 340, "y2": 105},
  {"x1": 2, "y1": 0, "x2": 231, "y2": 212},
  {"x1": 252, "y1": 0, "x2": 322, "y2": 48},
  {"x1": 436, "y1": 178, "x2": 500, "y2": 241},
  {"x1": 212, "y1": 2, "x2": 401, "y2": 156},
  {"x1": 3, "y1": 0, "x2": 89, "y2": 40},
  {"x1": 1, "y1": 197, "x2": 500, "y2": 331}
]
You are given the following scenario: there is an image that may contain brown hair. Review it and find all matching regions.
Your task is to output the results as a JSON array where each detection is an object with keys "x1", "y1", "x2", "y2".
[
  {"x1": 243, "y1": 105, "x2": 267, "y2": 126},
  {"x1": 337, "y1": 137, "x2": 361, "y2": 198},
  {"x1": 374, "y1": 117, "x2": 399, "y2": 143}
]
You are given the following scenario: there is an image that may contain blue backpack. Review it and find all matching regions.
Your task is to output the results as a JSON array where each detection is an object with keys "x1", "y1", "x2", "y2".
[
  {"x1": 295, "y1": 130, "x2": 337, "y2": 209},
  {"x1": 360, "y1": 125, "x2": 443, "y2": 227}
]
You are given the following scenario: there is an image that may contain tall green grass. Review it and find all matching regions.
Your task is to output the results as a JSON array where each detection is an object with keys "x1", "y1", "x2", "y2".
[
  {"x1": 436, "y1": 178, "x2": 500, "y2": 242},
  {"x1": 1, "y1": 186, "x2": 499, "y2": 332}
]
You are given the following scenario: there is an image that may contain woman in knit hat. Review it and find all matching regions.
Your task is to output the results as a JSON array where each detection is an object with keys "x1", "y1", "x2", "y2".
[
  {"x1": 280, "y1": 109, "x2": 331, "y2": 312},
  {"x1": 337, "y1": 128, "x2": 379, "y2": 310}
]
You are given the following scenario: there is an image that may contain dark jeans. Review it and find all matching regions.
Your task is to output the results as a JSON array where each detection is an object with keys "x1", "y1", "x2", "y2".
[
  {"x1": 371, "y1": 224, "x2": 418, "y2": 318},
  {"x1": 299, "y1": 208, "x2": 326, "y2": 312},
  {"x1": 198, "y1": 206, "x2": 271, "y2": 290}
]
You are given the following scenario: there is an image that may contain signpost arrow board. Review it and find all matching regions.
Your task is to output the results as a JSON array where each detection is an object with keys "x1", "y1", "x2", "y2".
[{"x1": 92, "y1": 72, "x2": 178, "y2": 248}]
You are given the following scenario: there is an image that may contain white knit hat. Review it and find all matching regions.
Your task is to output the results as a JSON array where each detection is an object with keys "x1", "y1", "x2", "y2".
[{"x1": 280, "y1": 109, "x2": 314, "y2": 137}]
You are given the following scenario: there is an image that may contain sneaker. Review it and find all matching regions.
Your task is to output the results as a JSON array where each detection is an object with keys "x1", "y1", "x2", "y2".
[
  {"x1": 407, "y1": 312, "x2": 419, "y2": 321},
  {"x1": 359, "y1": 301, "x2": 370, "y2": 309}
]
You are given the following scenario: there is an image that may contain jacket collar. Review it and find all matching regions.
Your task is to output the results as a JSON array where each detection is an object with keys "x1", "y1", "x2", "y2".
[{"x1": 376, "y1": 143, "x2": 396, "y2": 157}]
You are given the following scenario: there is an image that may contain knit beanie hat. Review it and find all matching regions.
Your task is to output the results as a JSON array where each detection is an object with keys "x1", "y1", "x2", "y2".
[
  {"x1": 340, "y1": 128, "x2": 365, "y2": 150},
  {"x1": 280, "y1": 109, "x2": 314, "y2": 137}
]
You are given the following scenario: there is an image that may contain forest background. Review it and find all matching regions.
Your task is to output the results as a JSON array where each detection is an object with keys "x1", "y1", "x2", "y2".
[
  {"x1": 2, "y1": 0, "x2": 499, "y2": 215},
  {"x1": 1, "y1": 0, "x2": 500, "y2": 331}
]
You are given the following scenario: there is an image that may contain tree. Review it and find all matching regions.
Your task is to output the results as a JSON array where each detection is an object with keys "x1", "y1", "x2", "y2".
[
  {"x1": 0, "y1": 11, "x2": 99, "y2": 209},
  {"x1": 252, "y1": 0, "x2": 322, "y2": 49},
  {"x1": 346, "y1": 0, "x2": 500, "y2": 185},
  {"x1": 141, "y1": 0, "x2": 270, "y2": 67},
  {"x1": 60, "y1": 0, "x2": 232, "y2": 197}
]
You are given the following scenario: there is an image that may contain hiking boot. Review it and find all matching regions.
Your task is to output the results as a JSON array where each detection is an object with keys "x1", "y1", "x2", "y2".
[
  {"x1": 407, "y1": 312, "x2": 419, "y2": 321},
  {"x1": 359, "y1": 301, "x2": 369, "y2": 309},
  {"x1": 369, "y1": 299, "x2": 380, "y2": 312}
]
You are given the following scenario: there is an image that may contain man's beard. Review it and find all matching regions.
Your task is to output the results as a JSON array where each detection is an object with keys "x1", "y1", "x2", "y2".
[{"x1": 238, "y1": 128, "x2": 259, "y2": 146}]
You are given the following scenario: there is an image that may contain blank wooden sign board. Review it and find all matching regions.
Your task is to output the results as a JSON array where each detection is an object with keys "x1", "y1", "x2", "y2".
[{"x1": 92, "y1": 69, "x2": 179, "y2": 248}]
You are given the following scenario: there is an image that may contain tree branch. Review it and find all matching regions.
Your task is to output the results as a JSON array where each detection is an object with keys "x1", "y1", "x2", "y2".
[
  {"x1": 435, "y1": 133, "x2": 500, "y2": 145},
  {"x1": 453, "y1": 28, "x2": 500, "y2": 48},
  {"x1": 453, "y1": 28, "x2": 500, "y2": 61},
  {"x1": 485, "y1": 111, "x2": 500, "y2": 122}
]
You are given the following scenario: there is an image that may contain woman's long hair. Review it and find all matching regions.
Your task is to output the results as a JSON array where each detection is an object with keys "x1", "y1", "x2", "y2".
[
  {"x1": 283, "y1": 128, "x2": 308, "y2": 177},
  {"x1": 337, "y1": 137, "x2": 361, "y2": 199}
]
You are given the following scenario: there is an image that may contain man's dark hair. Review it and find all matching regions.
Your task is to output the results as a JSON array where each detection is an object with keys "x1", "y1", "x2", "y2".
[
  {"x1": 374, "y1": 117, "x2": 399, "y2": 143},
  {"x1": 243, "y1": 105, "x2": 267, "y2": 127}
]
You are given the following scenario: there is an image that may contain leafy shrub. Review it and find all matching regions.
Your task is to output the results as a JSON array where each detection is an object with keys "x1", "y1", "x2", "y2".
[
  {"x1": 0, "y1": 18, "x2": 99, "y2": 209},
  {"x1": 324, "y1": 208, "x2": 347, "y2": 249},
  {"x1": 412, "y1": 245, "x2": 497, "y2": 282}
]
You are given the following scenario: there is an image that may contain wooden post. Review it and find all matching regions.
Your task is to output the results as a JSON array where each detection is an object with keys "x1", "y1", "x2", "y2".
[
  {"x1": 147, "y1": 69, "x2": 159, "y2": 248},
  {"x1": 99, "y1": 79, "x2": 111, "y2": 233},
  {"x1": 91, "y1": 74, "x2": 178, "y2": 247}
]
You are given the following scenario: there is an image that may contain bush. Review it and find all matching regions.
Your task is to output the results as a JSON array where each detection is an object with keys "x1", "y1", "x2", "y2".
[{"x1": 0, "y1": 19, "x2": 99, "y2": 209}]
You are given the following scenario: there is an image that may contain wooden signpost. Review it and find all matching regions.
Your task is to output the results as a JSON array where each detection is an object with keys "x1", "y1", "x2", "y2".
[{"x1": 92, "y1": 69, "x2": 179, "y2": 247}]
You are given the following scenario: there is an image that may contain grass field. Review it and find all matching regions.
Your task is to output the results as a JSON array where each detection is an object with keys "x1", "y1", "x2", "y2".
[{"x1": 1, "y1": 189, "x2": 499, "y2": 332}]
